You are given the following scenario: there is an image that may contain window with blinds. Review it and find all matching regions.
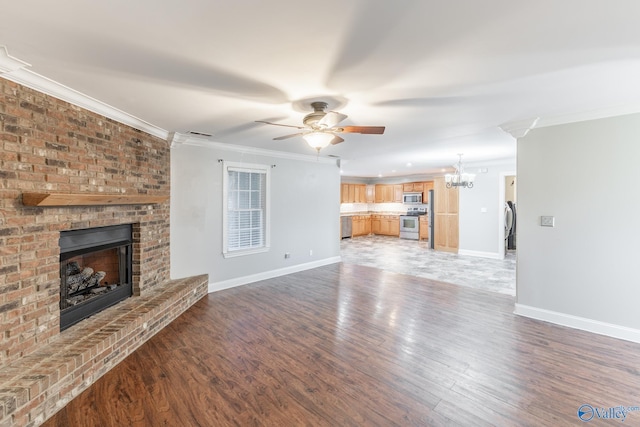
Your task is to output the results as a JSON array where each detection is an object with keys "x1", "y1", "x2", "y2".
[{"x1": 222, "y1": 162, "x2": 270, "y2": 257}]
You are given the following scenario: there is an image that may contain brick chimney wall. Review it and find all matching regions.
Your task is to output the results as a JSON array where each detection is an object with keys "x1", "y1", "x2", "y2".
[{"x1": 0, "y1": 77, "x2": 171, "y2": 369}]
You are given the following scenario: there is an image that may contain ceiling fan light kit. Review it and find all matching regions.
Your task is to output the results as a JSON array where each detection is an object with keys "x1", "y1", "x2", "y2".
[
  {"x1": 303, "y1": 132, "x2": 334, "y2": 150},
  {"x1": 256, "y1": 101, "x2": 385, "y2": 152}
]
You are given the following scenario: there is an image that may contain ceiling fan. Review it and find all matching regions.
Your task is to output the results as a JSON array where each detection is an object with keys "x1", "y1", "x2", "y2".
[{"x1": 256, "y1": 101, "x2": 385, "y2": 152}]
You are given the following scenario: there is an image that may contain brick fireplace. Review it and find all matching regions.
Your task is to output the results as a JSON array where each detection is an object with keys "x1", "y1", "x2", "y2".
[{"x1": 0, "y1": 78, "x2": 208, "y2": 425}]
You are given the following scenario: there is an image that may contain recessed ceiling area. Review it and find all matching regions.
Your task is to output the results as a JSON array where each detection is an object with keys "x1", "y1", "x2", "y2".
[{"x1": 2, "y1": 0, "x2": 640, "y2": 177}]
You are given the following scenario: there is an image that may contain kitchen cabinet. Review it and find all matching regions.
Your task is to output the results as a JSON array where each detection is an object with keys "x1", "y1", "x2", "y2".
[
  {"x1": 351, "y1": 215, "x2": 371, "y2": 237},
  {"x1": 374, "y1": 184, "x2": 387, "y2": 202},
  {"x1": 365, "y1": 185, "x2": 375, "y2": 203},
  {"x1": 374, "y1": 184, "x2": 403, "y2": 203},
  {"x1": 403, "y1": 182, "x2": 424, "y2": 193},
  {"x1": 341, "y1": 183, "x2": 367, "y2": 203},
  {"x1": 371, "y1": 214, "x2": 399, "y2": 236},
  {"x1": 371, "y1": 215, "x2": 381, "y2": 234},
  {"x1": 341, "y1": 184, "x2": 349, "y2": 203},
  {"x1": 433, "y1": 176, "x2": 459, "y2": 253},
  {"x1": 393, "y1": 185, "x2": 403, "y2": 202},
  {"x1": 419, "y1": 215, "x2": 430, "y2": 241}
]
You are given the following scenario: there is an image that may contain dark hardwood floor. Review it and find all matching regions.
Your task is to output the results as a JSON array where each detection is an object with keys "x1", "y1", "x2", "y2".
[{"x1": 44, "y1": 263, "x2": 640, "y2": 426}]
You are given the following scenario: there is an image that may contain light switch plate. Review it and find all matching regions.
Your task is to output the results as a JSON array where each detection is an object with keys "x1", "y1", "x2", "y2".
[{"x1": 541, "y1": 216, "x2": 555, "y2": 227}]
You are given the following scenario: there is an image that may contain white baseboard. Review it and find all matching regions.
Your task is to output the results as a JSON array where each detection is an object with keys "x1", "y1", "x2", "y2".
[
  {"x1": 208, "y1": 256, "x2": 342, "y2": 293},
  {"x1": 514, "y1": 303, "x2": 640, "y2": 344},
  {"x1": 457, "y1": 249, "x2": 502, "y2": 260}
]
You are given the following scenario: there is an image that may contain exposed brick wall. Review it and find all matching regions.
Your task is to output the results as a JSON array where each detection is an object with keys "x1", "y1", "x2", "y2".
[{"x1": 0, "y1": 77, "x2": 171, "y2": 369}]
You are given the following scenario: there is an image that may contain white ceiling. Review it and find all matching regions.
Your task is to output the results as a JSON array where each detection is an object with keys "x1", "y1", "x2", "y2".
[{"x1": 2, "y1": 0, "x2": 640, "y2": 177}]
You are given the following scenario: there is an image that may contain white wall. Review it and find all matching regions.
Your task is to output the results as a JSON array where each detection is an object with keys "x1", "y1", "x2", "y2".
[
  {"x1": 516, "y1": 112, "x2": 640, "y2": 341},
  {"x1": 170, "y1": 142, "x2": 341, "y2": 292},
  {"x1": 459, "y1": 160, "x2": 516, "y2": 258}
]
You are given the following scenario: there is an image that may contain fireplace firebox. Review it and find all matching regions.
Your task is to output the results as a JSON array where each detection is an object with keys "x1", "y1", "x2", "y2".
[{"x1": 59, "y1": 224, "x2": 133, "y2": 331}]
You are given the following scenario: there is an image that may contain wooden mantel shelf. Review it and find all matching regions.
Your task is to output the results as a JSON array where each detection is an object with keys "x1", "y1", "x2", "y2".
[{"x1": 22, "y1": 192, "x2": 169, "y2": 207}]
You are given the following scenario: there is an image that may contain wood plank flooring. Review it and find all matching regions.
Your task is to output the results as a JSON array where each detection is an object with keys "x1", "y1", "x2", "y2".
[{"x1": 43, "y1": 263, "x2": 640, "y2": 426}]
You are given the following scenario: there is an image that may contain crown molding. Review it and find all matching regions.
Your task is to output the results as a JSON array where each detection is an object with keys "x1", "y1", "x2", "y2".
[
  {"x1": 500, "y1": 103, "x2": 640, "y2": 139},
  {"x1": 499, "y1": 117, "x2": 540, "y2": 139},
  {"x1": 0, "y1": 46, "x2": 168, "y2": 140},
  {"x1": 170, "y1": 132, "x2": 338, "y2": 166},
  {"x1": 533, "y1": 103, "x2": 640, "y2": 129},
  {"x1": 0, "y1": 46, "x2": 30, "y2": 73}
]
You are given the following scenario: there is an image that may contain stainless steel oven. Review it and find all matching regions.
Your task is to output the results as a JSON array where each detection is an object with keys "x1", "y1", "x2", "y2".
[
  {"x1": 399, "y1": 207, "x2": 427, "y2": 240},
  {"x1": 399, "y1": 215, "x2": 419, "y2": 240}
]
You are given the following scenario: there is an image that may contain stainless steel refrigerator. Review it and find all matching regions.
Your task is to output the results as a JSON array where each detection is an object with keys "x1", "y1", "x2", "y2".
[{"x1": 428, "y1": 190, "x2": 434, "y2": 249}]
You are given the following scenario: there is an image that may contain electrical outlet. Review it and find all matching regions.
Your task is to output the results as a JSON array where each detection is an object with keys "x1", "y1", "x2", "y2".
[
  {"x1": 541, "y1": 216, "x2": 555, "y2": 227},
  {"x1": 309, "y1": 249, "x2": 313, "y2": 256},
  {"x1": 284, "y1": 252, "x2": 291, "y2": 259}
]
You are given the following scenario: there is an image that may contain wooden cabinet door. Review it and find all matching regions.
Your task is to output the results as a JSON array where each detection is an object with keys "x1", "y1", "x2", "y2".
[
  {"x1": 389, "y1": 217, "x2": 400, "y2": 236},
  {"x1": 371, "y1": 216, "x2": 381, "y2": 234},
  {"x1": 403, "y1": 183, "x2": 414, "y2": 192},
  {"x1": 412, "y1": 182, "x2": 424, "y2": 193},
  {"x1": 419, "y1": 217, "x2": 429, "y2": 240},
  {"x1": 374, "y1": 185, "x2": 384, "y2": 203},
  {"x1": 433, "y1": 177, "x2": 459, "y2": 253},
  {"x1": 347, "y1": 185, "x2": 356, "y2": 203},
  {"x1": 380, "y1": 217, "x2": 390, "y2": 234},
  {"x1": 341, "y1": 184, "x2": 349, "y2": 203},
  {"x1": 393, "y1": 185, "x2": 403, "y2": 202},
  {"x1": 364, "y1": 216, "x2": 371, "y2": 235},
  {"x1": 366, "y1": 185, "x2": 375, "y2": 203},
  {"x1": 358, "y1": 185, "x2": 367, "y2": 203}
]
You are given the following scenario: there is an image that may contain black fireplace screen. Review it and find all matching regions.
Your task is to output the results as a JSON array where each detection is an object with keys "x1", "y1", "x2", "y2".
[{"x1": 59, "y1": 224, "x2": 133, "y2": 330}]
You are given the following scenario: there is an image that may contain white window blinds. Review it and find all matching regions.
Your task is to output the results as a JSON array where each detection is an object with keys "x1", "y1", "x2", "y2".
[{"x1": 223, "y1": 162, "x2": 270, "y2": 256}]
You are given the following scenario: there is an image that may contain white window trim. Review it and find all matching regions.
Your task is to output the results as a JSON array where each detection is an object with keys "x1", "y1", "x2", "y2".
[{"x1": 222, "y1": 161, "x2": 271, "y2": 258}]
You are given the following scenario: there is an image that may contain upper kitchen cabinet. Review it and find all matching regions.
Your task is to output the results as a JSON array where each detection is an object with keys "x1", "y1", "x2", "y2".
[
  {"x1": 393, "y1": 185, "x2": 403, "y2": 202},
  {"x1": 341, "y1": 183, "x2": 349, "y2": 203},
  {"x1": 403, "y1": 182, "x2": 423, "y2": 192},
  {"x1": 374, "y1": 184, "x2": 403, "y2": 203},
  {"x1": 365, "y1": 185, "x2": 375, "y2": 203},
  {"x1": 433, "y1": 177, "x2": 459, "y2": 253},
  {"x1": 341, "y1": 183, "x2": 367, "y2": 203}
]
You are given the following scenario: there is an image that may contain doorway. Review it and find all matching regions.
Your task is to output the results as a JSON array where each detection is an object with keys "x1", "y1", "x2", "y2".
[{"x1": 498, "y1": 171, "x2": 516, "y2": 260}]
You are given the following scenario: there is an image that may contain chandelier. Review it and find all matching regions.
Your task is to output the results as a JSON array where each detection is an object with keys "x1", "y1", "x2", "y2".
[{"x1": 445, "y1": 154, "x2": 475, "y2": 188}]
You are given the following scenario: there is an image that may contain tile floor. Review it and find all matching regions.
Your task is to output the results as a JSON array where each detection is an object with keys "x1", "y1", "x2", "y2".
[{"x1": 340, "y1": 235, "x2": 516, "y2": 295}]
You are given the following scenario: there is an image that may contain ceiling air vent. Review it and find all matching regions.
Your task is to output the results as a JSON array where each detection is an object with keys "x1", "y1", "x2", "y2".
[{"x1": 187, "y1": 131, "x2": 213, "y2": 137}]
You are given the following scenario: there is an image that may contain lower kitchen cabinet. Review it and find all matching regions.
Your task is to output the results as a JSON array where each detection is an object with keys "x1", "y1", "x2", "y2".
[
  {"x1": 419, "y1": 216, "x2": 430, "y2": 241},
  {"x1": 371, "y1": 215, "x2": 399, "y2": 237},
  {"x1": 351, "y1": 215, "x2": 371, "y2": 237}
]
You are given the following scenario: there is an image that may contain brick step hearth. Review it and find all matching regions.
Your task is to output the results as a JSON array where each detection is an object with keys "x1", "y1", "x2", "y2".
[{"x1": 0, "y1": 274, "x2": 209, "y2": 427}]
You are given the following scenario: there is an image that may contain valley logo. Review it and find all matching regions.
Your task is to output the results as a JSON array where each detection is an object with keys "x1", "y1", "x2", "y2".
[{"x1": 578, "y1": 404, "x2": 640, "y2": 422}]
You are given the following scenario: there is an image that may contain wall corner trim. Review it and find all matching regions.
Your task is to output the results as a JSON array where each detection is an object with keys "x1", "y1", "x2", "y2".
[
  {"x1": 207, "y1": 257, "x2": 342, "y2": 293},
  {"x1": 514, "y1": 303, "x2": 640, "y2": 344}
]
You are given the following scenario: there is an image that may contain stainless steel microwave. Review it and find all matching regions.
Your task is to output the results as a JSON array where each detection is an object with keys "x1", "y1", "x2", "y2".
[{"x1": 402, "y1": 192, "x2": 422, "y2": 204}]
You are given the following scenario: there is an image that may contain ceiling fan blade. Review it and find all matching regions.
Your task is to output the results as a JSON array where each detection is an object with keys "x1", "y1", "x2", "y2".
[
  {"x1": 317, "y1": 111, "x2": 348, "y2": 128},
  {"x1": 255, "y1": 120, "x2": 305, "y2": 130},
  {"x1": 273, "y1": 133, "x2": 304, "y2": 141},
  {"x1": 340, "y1": 126, "x2": 385, "y2": 134},
  {"x1": 330, "y1": 135, "x2": 345, "y2": 145}
]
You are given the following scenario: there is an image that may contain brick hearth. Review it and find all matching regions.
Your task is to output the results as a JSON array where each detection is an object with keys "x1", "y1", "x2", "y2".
[{"x1": 0, "y1": 77, "x2": 207, "y2": 426}]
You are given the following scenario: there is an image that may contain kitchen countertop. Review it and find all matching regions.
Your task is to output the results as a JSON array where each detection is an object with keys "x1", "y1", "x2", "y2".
[{"x1": 340, "y1": 212, "x2": 405, "y2": 217}]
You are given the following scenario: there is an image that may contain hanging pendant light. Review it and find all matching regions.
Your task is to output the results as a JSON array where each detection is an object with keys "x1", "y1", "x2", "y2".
[{"x1": 445, "y1": 154, "x2": 475, "y2": 188}]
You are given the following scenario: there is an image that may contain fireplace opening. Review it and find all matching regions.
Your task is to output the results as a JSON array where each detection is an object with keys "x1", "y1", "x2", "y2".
[{"x1": 59, "y1": 224, "x2": 133, "y2": 331}]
